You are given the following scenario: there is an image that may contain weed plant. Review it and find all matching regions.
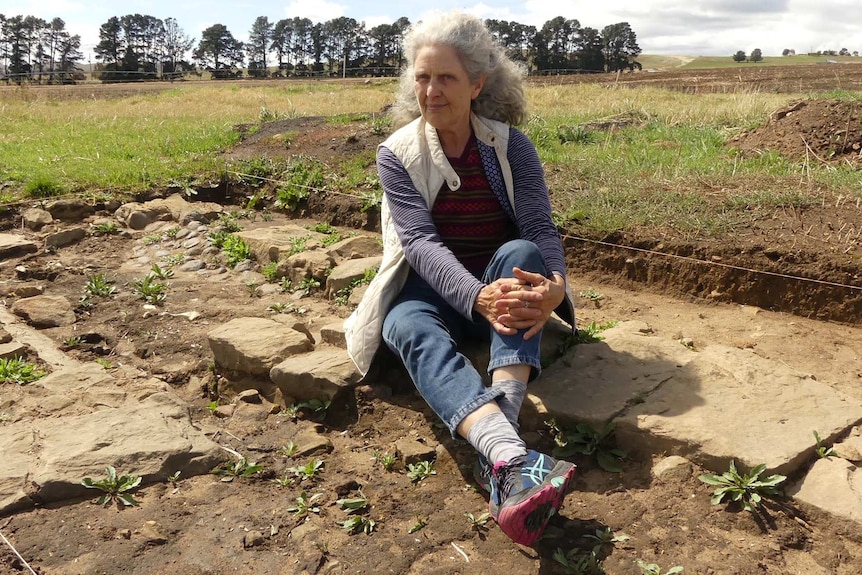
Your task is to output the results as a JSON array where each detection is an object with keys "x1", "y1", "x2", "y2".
[
  {"x1": 698, "y1": 460, "x2": 786, "y2": 512},
  {"x1": 132, "y1": 274, "x2": 168, "y2": 305},
  {"x1": 84, "y1": 274, "x2": 117, "y2": 298},
  {"x1": 221, "y1": 235, "x2": 252, "y2": 268},
  {"x1": 0, "y1": 357, "x2": 46, "y2": 384},
  {"x1": 406, "y1": 460, "x2": 436, "y2": 483},
  {"x1": 81, "y1": 466, "x2": 142, "y2": 507},
  {"x1": 547, "y1": 419, "x2": 628, "y2": 472}
]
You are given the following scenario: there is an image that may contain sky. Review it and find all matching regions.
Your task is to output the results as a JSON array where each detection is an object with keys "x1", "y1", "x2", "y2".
[{"x1": 6, "y1": 0, "x2": 862, "y2": 62}]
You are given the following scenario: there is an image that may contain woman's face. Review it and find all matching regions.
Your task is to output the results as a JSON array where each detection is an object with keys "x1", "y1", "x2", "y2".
[{"x1": 413, "y1": 44, "x2": 485, "y2": 136}]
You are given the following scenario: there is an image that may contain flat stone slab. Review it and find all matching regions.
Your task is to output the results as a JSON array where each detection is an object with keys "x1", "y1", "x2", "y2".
[
  {"x1": 527, "y1": 321, "x2": 862, "y2": 476},
  {"x1": 788, "y1": 457, "x2": 862, "y2": 525},
  {"x1": 0, "y1": 233, "x2": 38, "y2": 260},
  {"x1": 208, "y1": 317, "x2": 313, "y2": 375},
  {"x1": 0, "y1": 392, "x2": 221, "y2": 514},
  {"x1": 237, "y1": 225, "x2": 326, "y2": 263},
  {"x1": 270, "y1": 348, "x2": 360, "y2": 402}
]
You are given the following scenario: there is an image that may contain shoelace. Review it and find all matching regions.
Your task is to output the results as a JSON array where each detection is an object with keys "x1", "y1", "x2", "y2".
[{"x1": 495, "y1": 455, "x2": 526, "y2": 501}]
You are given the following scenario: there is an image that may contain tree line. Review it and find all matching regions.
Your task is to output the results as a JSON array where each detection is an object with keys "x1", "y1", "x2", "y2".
[
  {"x1": 0, "y1": 15, "x2": 83, "y2": 82},
  {"x1": 0, "y1": 13, "x2": 642, "y2": 84}
]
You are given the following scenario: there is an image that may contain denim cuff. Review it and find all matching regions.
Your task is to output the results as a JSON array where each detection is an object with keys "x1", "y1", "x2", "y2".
[{"x1": 447, "y1": 388, "x2": 505, "y2": 439}]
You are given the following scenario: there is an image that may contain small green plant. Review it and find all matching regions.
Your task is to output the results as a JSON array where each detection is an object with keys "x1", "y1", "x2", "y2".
[
  {"x1": 371, "y1": 450, "x2": 398, "y2": 471},
  {"x1": 0, "y1": 357, "x2": 46, "y2": 384},
  {"x1": 636, "y1": 560, "x2": 683, "y2": 575},
  {"x1": 161, "y1": 253, "x2": 185, "y2": 266},
  {"x1": 294, "y1": 397, "x2": 331, "y2": 419},
  {"x1": 215, "y1": 212, "x2": 242, "y2": 232},
  {"x1": 92, "y1": 221, "x2": 119, "y2": 235},
  {"x1": 465, "y1": 511, "x2": 491, "y2": 531},
  {"x1": 579, "y1": 288, "x2": 604, "y2": 306},
  {"x1": 213, "y1": 458, "x2": 263, "y2": 481},
  {"x1": 206, "y1": 400, "x2": 219, "y2": 414},
  {"x1": 245, "y1": 281, "x2": 259, "y2": 296},
  {"x1": 275, "y1": 158, "x2": 324, "y2": 210},
  {"x1": 84, "y1": 273, "x2": 117, "y2": 297},
  {"x1": 698, "y1": 460, "x2": 786, "y2": 512},
  {"x1": 64, "y1": 336, "x2": 83, "y2": 347},
  {"x1": 167, "y1": 471, "x2": 181, "y2": 486},
  {"x1": 221, "y1": 234, "x2": 252, "y2": 268},
  {"x1": 141, "y1": 233, "x2": 163, "y2": 246},
  {"x1": 557, "y1": 124, "x2": 596, "y2": 145},
  {"x1": 81, "y1": 466, "x2": 142, "y2": 507},
  {"x1": 278, "y1": 277, "x2": 294, "y2": 293},
  {"x1": 370, "y1": 114, "x2": 391, "y2": 136},
  {"x1": 287, "y1": 458, "x2": 324, "y2": 482},
  {"x1": 553, "y1": 548, "x2": 605, "y2": 575},
  {"x1": 208, "y1": 229, "x2": 230, "y2": 249},
  {"x1": 272, "y1": 475, "x2": 294, "y2": 487},
  {"x1": 132, "y1": 274, "x2": 167, "y2": 305},
  {"x1": 267, "y1": 302, "x2": 291, "y2": 314},
  {"x1": 358, "y1": 189, "x2": 383, "y2": 212},
  {"x1": 334, "y1": 268, "x2": 377, "y2": 306},
  {"x1": 408, "y1": 516, "x2": 428, "y2": 533},
  {"x1": 262, "y1": 261, "x2": 280, "y2": 282},
  {"x1": 23, "y1": 174, "x2": 63, "y2": 198},
  {"x1": 298, "y1": 277, "x2": 321, "y2": 293},
  {"x1": 286, "y1": 235, "x2": 310, "y2": 256},
  {"x1": 340, "y1": 515, "x2": 376, "y2": 535},
  {"x1": 336, "y1": 494, "x2": 369, "y2": 514},
  {"x1": 547, "y1": 419, "x2": 627, "y2": 472},
  {"x1": 309, "y1": 222, "x2": 336, "y2": 235},
  {"x1": 575, "y1": 321, "x2": 619, "y2": 344},
  {"x1": 406, "y1": 460, "x2": 436, "y2": 483},
  {"x1": 288, "y1": 491, "x2": 323, "y2": 518},
  {"x1": 278, "y1": 441, "x2": 299, "y2": 457},
  {"x1": 163, "y1": 226, "x2": 180, "y2": 238},
  {"x1": 586, "y1": 527, "x2": 630, "y2": 555},
  {"x1": 813, "y1": 430, "x2": 836, "y2": 458},
  {"x1": 96, "y1": 358, "x2": 112, "y2": 370},
  {"x1": 149, "y1": 263, "x2": 174, "y2": 279},
  {"x1": 321, "y1": 231, "x2": 343, "y2": 247}
]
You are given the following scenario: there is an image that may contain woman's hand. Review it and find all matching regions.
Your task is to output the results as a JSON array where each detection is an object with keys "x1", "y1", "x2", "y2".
[
  {"x1": 496, "y1": 267, "x2": 566, "y2": 340},
  {"x1": 473, "y1": 277, "x2": 528, "y2": 336}
]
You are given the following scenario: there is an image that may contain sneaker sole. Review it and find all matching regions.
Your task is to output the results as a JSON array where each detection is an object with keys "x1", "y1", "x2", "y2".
[{"x1": 495, "y1": 462, "x2": 576, "y2": 546}]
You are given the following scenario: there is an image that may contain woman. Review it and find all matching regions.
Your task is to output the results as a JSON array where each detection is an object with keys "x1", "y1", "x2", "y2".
[{"x1": 345, "y1": 12, "x2": 576, "y2": 546}]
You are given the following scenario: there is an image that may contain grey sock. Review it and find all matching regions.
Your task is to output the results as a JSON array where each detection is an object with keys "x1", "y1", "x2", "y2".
[
  {"x1": 491, "y1": 379, "x2": 528, "y2": 432},
  {"x1": 466, "y1": 411, "x2": 527, "y2": 465}
]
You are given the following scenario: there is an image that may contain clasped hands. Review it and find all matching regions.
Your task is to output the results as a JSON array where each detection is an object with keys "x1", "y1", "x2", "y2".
[{"x1": 474, "y1": 267, "x2": 566, "y2": 339}]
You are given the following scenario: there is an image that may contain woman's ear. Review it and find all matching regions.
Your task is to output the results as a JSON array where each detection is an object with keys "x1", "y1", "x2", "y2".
[{"x1": 472, "y1": 74, "x2": 487, "y2": 100}]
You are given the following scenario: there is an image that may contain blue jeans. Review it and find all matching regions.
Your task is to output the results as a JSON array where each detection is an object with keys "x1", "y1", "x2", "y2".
[{"x1": 382, "y1": 240, "x2": 547, "y2": 437}]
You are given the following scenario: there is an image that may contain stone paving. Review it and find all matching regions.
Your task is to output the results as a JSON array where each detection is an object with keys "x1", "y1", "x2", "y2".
[{"x1": 1, "y1": 195, "x2": 862, "y2": 530}]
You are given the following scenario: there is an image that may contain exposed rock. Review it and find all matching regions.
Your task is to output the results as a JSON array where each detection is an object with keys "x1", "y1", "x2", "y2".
[
  {"x1": 13, "y1": 285, "x2": 44, "y2": 298},
  {"x1": 0, "y1": 341, "x2": 28, "y2": 360},
  {"x1": 116, "y1": 195, "x2": 223, "y2": 230},
  {"x1": 45, "y1": 198, "x2": 94, "y2": 221},
  {"x1": 788, "y1": 457, "x2": 862, "y2": 524},
  {"x1": 208, "y1": 317, "x2": 313, "y2": 375},
  {"x1": 44, "y1": 226, "x2": 87, "y2": 248},
  {"x1": 0, "y1": 234, "x2": 38, "y2": 260},
  {"x1": 139, "y1": 521, "x2": 168, "y2": 546},
  {"x1": 834, "y1": 428, "x2": 862, "y2": 462},
  {"x1": 0, "y1": 327, "x2": 11, "y2": 344},
  {"x1": 243, "y1": 530, "x2": 266, "y2": 548},
  {"x1": 293, "y1": 425, "x2": 334, "y2": 456},
  {"x1": 214, "y1": 405, "x2": 235, "y2": 418},
  {"x1": 324, "y1": 256, "x2": 381, "y2": 298},
  {"x1": 319, "y1": 322, "x2": 346, "y2": 348},
  {"x1": 652, "y1": 455, "x2": 694, "y2": 482},
  {"x1": 395, "y1": 438, "x2": 436, "y2": 466},
  {"x1": 22, "y1": 208, "x2": 53, "y2": 230},
  {"x1": 11, "y1": 295, "x2": 76, "y2": 328},
  {"x1": 237, "y1": 225, "x2": 326, "y2": 263},
  {"x1": 270, "y1": 348, "x2": 360, "y2": 402},
  {"x1": 0, "y1": 392, "x2": 221, "y2": 513},
  {"x1": 237, "y1": 389, "x2": 262, "y2": 404},
  {"x1": 278, "y1": 251, "x2": 335, "y2": 285},
  {"x1": 325, "y1": 235, "x2": 381, "y2": 260}
]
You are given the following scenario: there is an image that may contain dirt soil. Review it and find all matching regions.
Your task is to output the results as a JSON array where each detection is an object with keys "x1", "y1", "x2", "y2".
[{"x1": 3, "y1": 73, "x2": 862, "y2": 575}]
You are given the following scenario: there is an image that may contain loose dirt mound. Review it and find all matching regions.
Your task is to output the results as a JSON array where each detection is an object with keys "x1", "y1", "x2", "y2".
[{"x1": 733, "y1": 98, "x2": 862, "y2": 164}]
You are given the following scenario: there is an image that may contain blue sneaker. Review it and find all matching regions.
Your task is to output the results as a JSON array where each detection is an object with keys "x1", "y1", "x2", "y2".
[
  {"x1": 473, "y1": 453, "x2": 492, "y2": 493},
  {"x1": 488, "y1": 450, "x2": 575, "y2": 546}
]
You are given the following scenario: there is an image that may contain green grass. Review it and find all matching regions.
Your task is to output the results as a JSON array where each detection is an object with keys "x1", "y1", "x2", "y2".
[
  {"x1": 0, "y1": 82, "x2": 392, "y2": 199},
  {"x1": 682, "y1": 54, "x2": 862, "y2": 69}
]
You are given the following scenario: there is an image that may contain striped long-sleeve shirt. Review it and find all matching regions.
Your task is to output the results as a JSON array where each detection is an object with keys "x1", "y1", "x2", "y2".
[{"x1": 377, "y1": 126, "x2": 567, "y2": 319}]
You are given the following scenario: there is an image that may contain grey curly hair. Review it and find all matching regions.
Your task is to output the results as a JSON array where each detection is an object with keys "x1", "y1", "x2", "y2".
[{"x1": 389, "y1": 12, "x2": 528, "y2": 128}]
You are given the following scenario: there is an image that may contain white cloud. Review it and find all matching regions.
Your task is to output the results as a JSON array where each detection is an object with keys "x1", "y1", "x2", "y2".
[{"x1": 283, "y1": 0, "x2": 345, "y2": 22}]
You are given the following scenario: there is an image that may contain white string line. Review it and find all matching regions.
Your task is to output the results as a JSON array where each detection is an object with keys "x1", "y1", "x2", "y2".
[
  {"x1": 562, "y1": 234, "x2": 862, "y2": 292},
  {"x1": 0, "y1": 528, "x2": 38, "y2": 575}
]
